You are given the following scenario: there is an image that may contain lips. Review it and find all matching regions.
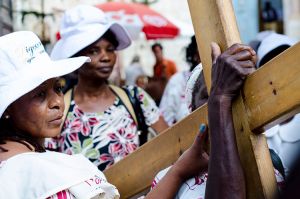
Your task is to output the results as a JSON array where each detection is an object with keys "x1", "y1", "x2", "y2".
[
  {"x1": 49, "y1": 114, "x2": 63, "y2": 126},
  {"x1": 96, "y1": 66, "x2": 112, "y2": 73}
]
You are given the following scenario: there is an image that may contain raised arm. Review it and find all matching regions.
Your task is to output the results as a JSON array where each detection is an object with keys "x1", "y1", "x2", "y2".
[
  {"x1": 205, "y1": 43, "x2": 256, "y2": 199},
  {"x1": 145, "y1": 124, "x2": 209, "y2": 199},
  {"x1": 145, "y1": 43, "x2": 256, "y2": 199}
]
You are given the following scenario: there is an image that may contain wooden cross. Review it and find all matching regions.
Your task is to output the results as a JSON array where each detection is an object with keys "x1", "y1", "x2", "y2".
[{"x1": 104, "y1": 1, "x2": 300, "y2": 198}]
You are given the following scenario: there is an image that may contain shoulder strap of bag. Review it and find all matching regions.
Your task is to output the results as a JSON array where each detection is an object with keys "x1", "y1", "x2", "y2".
[
  {"x1": 109, "y1": 85, "x2": 138, "y2": 125},
  {"x1": 62, "y1": 88, "x2": 72, "y2": 129},
  {"x1": 122, "y1": 86, "x2": 149, "y2": 145},
  {"x1": 269, "y1": 148, "x2": 286, "y2": 179}
]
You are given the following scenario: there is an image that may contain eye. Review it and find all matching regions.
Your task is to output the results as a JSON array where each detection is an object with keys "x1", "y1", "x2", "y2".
[
  {"x1": 88, "y1": 48, "x2": 99, "y2": 56},
  {"x1": 55, "y1": 81, "x2": 64, "y2": 94},
  {"x1": 55, "y1": 85, "x2": 63, "y2": 93},
  {"x1": 106, "y1": 46, "x2": 116, "y2": 52},
  {"x1": 35, "y1": 90, "x2": 46, "y2": 98}
]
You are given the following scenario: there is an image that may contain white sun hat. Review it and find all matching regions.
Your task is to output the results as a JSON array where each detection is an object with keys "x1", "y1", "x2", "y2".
[
  {"x1": 257, "y1": 32, "x2": 297, "y2": 66},
  {"x1": 51, "y1": 5, "x2": 132, "y2": 60},
  {"x1": 185, "y1": 63, "x2": 203, "y2": 110},
  {"x1": 0, "y1": 31, "x2": 90, "y2": 118}
]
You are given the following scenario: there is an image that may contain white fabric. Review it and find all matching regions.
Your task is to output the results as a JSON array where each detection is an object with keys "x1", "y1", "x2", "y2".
[
  {"x1": 257, "y1": 32, "x2": 297, "y2": 66},
  {"x1": 265, "y1": 113, "x2": 300, "y2": 177},
  {"x1": 185, "y1": 64, "x2": 203, "y2": 110},
  {"x1": 159, "y1": 71, "x2": 190, "y2": 126},
  {"x1": 153, "y1": 167, "x2": 207, "y2": 199},
  {"x1": 154, "y1": 167, "x2": 284, "y2": 199},
  {"x1": 125, "y1": 63, "x2": 145, "y2": 85},
  {"x1": 0, "y1": 31, "x2": 90, "y2": 118},
  {"x1": 0, "y1": 151, "x2": 119, "y2": 199},
  {"x1": 51, "y1": 5, "x2": 131, "y2": 60}
]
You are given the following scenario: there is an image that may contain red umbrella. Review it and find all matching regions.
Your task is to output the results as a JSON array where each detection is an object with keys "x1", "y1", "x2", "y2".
[{"x1": 96, "y1": 2, "x2": 179, "y2": 40}]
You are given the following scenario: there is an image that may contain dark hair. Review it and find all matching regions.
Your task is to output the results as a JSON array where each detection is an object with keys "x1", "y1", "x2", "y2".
[
  {"x1": 101, "y1": 29, "x2": 119, "y2": 49},
  {"x1": 259, "y1": 45, "x2": 290, "y2": 67},
  {"x1": 186, "y1": 36, "x2": 199, "y2": 71},
  {"x1": 73, "y1": 29, "x2": 119, "y2": 58},
  {"x1": 0, "y1": 116, "x2": 45, "y2": 153},
  {"x1": 151, "y1": 43, "x2": 163, "y2": 51}
]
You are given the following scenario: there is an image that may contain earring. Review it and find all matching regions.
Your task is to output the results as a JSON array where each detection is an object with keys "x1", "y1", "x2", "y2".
[{"x1": 4, "y1": 115, "x2": 10, "y2": 119}]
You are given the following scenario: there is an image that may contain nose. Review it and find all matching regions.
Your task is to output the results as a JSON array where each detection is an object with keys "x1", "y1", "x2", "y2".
[
  {"x1": 99, "y1": 49, "x2": 110, "y2": 61},
  {"x1": 49, "y1": 92, "x2": 64, "y2": 111}
]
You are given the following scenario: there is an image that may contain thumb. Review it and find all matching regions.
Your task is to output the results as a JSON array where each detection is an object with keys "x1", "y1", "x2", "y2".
[
  {"x1": 211, "y1": 42, "x2": 221, "y2": 65},
  {"x1": 193, "y1": 123, "x2": 208, "y2": 152}
]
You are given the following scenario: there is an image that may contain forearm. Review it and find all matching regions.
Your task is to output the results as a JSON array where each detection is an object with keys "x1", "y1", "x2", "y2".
[
  {"x1": 205, "y1": 96, "x2": 245, "y2": 199},
  {"x1": 145, "y1": 167, "x2": 183, "y2": 199},
  {"x1": 151, "y1": 116, "x2": 169, "y2": 134}
]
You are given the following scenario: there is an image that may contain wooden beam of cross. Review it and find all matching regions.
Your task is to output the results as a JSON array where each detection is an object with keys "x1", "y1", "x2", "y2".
[
  {"x1": 104, "y1": 1, "x2": 300, "y2": 198},
  {"x1": 189, "y1": 1, "x2": 276, "y2": 198}
]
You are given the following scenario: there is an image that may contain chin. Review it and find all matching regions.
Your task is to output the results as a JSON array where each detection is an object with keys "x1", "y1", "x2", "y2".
[
  {"x1": 96, "y1": 73, "x2": 112, "y2": 80},
  {"x1": 44, "y1": 128, "x2": 61, "y2": 138}
]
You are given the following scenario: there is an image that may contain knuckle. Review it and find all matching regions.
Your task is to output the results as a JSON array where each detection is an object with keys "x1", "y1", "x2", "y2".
[
  {"x1": 232, "y1": 43, "x2": 240, "y2": 48},
  {"x1": 218, "y1": 53, "x2": 228, "y2": 63},
  {"x1": 224, "y1": 57, "x2": 233, "y2": 65}
]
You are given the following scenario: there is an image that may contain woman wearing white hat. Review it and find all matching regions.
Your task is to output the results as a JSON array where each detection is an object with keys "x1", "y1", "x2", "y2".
[
  {"x1": 0, "y1": 31, "x2": 120, "y2": 199},
  {"x1": 48, "y1": 5, "x2": 168, "y2": 171}
]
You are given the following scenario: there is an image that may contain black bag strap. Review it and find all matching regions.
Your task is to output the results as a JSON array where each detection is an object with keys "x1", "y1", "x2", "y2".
[
  {"x1": 122, "y1": 86, "x2": 149, "y2": 145},
  {"x1": 269, "y1": 148, "x2": 286, "y2": 179},
  {"x1": 109, "y1": 85, "x2": 138, "y2": 125}
]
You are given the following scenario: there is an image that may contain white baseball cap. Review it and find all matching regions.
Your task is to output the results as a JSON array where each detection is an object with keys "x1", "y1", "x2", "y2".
[
  {"x1": 0, "y1": 31, "x2": 90, "y2": 118},
  {"x1": 257, "y1": 32, "x2": 297, "y2": 66},
  {"x1": 51, "y1": 5, "x2": 132, "y2": 60}
]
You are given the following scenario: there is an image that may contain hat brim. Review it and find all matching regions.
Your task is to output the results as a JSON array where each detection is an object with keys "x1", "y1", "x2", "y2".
[
  {"x1": 51, "y1": 22, "x2": 131, "y2": 60},
  {"x1": 257, "y1": 33, "x2": 297, "y2": 66},
  {"x1": 0, "y1": 56, "x2": 89, "y2": 118}
]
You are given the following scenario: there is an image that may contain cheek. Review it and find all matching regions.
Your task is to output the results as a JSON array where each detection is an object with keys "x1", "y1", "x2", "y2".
[
  {"x1": 79, "y1": 63, "x2": 94, "y2": 74},
  {"x1": 110, "y1": 53, "x2": 117, "y2": 62},
  {"x1": 12, "y1": 105, "x2": 45, "y2": 135}
]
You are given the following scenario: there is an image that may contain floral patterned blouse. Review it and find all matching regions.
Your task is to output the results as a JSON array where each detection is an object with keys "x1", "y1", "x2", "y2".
[{"x1": 45, "y1": 85, "x2": 160, "y2": 171}]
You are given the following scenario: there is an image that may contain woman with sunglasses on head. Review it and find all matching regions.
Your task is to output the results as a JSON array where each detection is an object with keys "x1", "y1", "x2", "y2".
[
  {"x1": 0, "y1": 31, "x2": 119, "y2": 199},
  {"x1": 47, "y1": 5, "x2": 168, "y2": 171}
]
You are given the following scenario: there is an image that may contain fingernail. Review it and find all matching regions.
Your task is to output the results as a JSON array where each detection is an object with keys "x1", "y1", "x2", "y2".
[{"x1": 199, "y1": 124, "x2": 206, "y2": 133}]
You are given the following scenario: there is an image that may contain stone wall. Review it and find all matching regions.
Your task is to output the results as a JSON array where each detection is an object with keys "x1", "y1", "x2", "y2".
[
  {"x1": 0, "y1": 0, "x2": 13, "y2": 36},
  {"x1": 283, "y1": 0, "x2": 300, "y2": 40}
]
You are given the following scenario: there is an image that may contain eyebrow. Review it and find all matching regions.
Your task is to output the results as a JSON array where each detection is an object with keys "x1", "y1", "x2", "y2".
[{"x1": 40, "y1": 78, "x2": 60, "y2": 87}]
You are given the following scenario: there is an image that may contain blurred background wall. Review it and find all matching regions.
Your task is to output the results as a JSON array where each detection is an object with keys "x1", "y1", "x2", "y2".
[{"x1": 1, "y1": 0, "x2": 300, "y2": 77}]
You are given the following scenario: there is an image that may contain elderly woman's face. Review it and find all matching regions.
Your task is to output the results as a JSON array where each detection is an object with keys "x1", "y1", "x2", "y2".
[
  {"x1": 6, "y1": 78, "x2": 64, "y2": 138},
  {"x1": 78, "y1": 38, "x2": 117, "y2": 80}
]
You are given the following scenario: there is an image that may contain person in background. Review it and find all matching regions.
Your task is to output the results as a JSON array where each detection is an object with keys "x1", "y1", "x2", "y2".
[
  {"x1": 257, "y1": 32, "x2": 300, "y2": 178},
  {"x1": 47, "y1": 5, "x2": 168, "y2": 171},
  {"x1": 0, "y1": 31, "x2": 119, "y2": 199},
  {"x1": 152, "y1": 43, "x2": 177, "y2": 80},
  {"x1": 248, "y1": 30, "x2": 274, "y2": 54},
  {"x1": 144, "y1": 43, "x2": 178, "y2": 106},
  {"x1": 125, "y1": 55, "x2": 145, "y2": 86},
  {"x1": 159, "y1": 36, "x2": 204, "y2": 126}
]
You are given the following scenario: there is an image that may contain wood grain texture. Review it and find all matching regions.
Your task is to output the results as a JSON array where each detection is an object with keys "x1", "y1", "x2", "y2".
[
  {"x1": 105, "y1": 44, "x2": 300, "y2": 197},
  {"x1": 104, "y1": 1, "x2": 300, "y2": 198},
  {"x1": 104, "y1": 105, "x2": 208, "y2": 198},
  {"x1": 187, "y1": 0, "x2": 241, "y2": 92},
  {"x1": 188, "y1": 0, "x2": 279, "y2": 198}
]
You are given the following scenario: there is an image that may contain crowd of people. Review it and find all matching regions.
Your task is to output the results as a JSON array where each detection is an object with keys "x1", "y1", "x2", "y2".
[{"x1": 0, "y1": 3, "x2": 300, "y2": 199}]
